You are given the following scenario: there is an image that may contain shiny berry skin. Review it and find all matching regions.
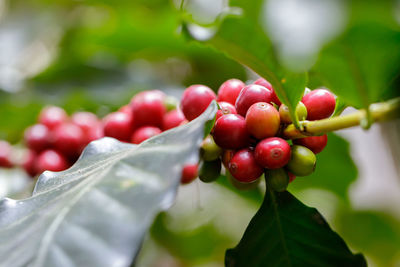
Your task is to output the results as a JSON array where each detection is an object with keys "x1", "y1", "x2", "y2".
[
  {"x1": 199, "y1": 159, "x2": 221, "y2": 183},
  {"x1": 216, "y1": 101, "x2": 237, "y2": 121},
  {"x1": 212, "y1": 114, "x2": 249, "y2": 149},
  {"x1": 180, "y1": 84, "x2": 216, "y2": 121},
  {"x1": 162, "y1": 109, "x2": 185, "y2": 131},
  {"x1": 245, "y1": 102, "x2": 280, "y2": 139},
  {"x1": 302, "y1": 89, "x2": 336, "y2": 120},
  {"x1": 255, "y1": 137, "x2": 291, "y2": 169},
  {"x1": 279, "y1": 102, "x2": 307, "y2": 124},
  {"x1": 286, "y1": 145, "x2": 316, "y2": 177},
  {"x1": 53, "y1": 123, "x2": 86, "y2": 157},
  {"x1": 293, "y1": 134, "x2": 328, "y2": 154},
  {"x1": 103, "y1": 112, "x2": 133, "y2": 142},
  {"x1": 71, "y1": 112, "x2": 101, "y2": 144},
  {"x1": 36, "y1": 149, "x2": 69, "y2": 173},
  {"x1": 0, "y1": 140, "x2": 13, "y2": 168},
  {"x1": 131, "y1": 90, "x2": 166, "y2": 128},
  {"x1": 228, "y1": 149, "x2": 263, "y2": 183},
  {"x1": 235, "y1": 84, "x2": 273, "y2": 116},
  {"x1": 254, "y1": 78, "x2": 281, "y2": 106},
  {"x1": 181, "y1": 163, "x2": 198, "y2": 184},
  {"x1": 22, "y1": 150, "x2": 37, "y2": 177},
  {"x1": 266, "y1": 168, "x2": 289, "y2": 192},
  {"x1": 201, "y1": 135, "x2": 222, "y2": 161},
  {"x1": 38, "y1": 106, "x2": 68, "y2": 129},
  {"x1": 217, "y1": 79, "x2": 245, "y2": 105},
  {"x1": 24, "y1": 124, "x2": 52, "y2": 152},
  {"x1": 131, "y1": 126, "x2": 162, "y2": 144}
]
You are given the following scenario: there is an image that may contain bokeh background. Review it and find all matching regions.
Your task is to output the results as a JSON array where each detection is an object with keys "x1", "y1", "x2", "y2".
[{"x1": 0, "y1": 0, "x2": 399, "y2": 266}]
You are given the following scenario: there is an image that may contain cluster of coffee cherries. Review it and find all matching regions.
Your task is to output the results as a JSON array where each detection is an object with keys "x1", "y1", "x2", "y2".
[{"x1": 180, "y1": 78, "x2": 336, "y2": 192}]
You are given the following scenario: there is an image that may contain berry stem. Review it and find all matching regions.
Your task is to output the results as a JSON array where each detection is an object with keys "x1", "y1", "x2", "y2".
[{"x1": 283, "y1": 97, "x2": 400, "y2": 139}]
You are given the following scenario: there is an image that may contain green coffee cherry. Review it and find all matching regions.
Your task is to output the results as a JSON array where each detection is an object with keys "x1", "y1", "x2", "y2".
[
  {"x1": 226, "y1": 170, "x2": 261, "y2": 191},
  {"x1": 164, "y1": 96, "x2": 179, "y2": 111},
  {"x1": 201, "y1": 135, "x2": 222, "y2": 161},
  {"x1": 199, "y1": 159, "x2": 221, "y2": 183},
  {"x1": 286, "y1": 145, "x2": 316, "y2": 176},
  {"x1": 266, "y1": 168, "x2": 289, "y2": 192},
  {"x1": 279, "y1": 102, "x2": 308, "y2": 124}
]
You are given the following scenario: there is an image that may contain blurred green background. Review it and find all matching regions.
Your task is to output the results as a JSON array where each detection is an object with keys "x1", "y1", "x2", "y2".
[{"x1": 1, "y1": 0, "x2": 400, "y2": 266}]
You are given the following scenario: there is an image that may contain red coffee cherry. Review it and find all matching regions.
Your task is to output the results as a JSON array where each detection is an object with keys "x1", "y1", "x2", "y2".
[
  {"x1": 103, "y1": 112, "x2": 133, "y2": 142},
  {"x1": 180, "y1": 84, "x2": 216, "y2": 121},
  {"x1": 162, "y1": 109, "x2": 185, "y2": 131},
  {"x1": 212, "y1": 114, "x2": 249, "y2": 149},
  {"x1": 36, "y1": 149, "x2": 69, "y2": 174},
  {"x1": 288, "y1": 171, "x2": 296, "y2": 183},
  {"x1": 293, "y1": 134, "x2": 328, "y2": 154},
  {"x1": 221, "y1": 149, "x2": 235, "y2": 168},
  {"x1": 71, "y1": 112, "x2": 101, "y2": 144},
  {"x1": 228, "y1": 149, "x2": 263, "y2": 183},
  {"x1": 235, "y1": 84, "x2": 274, "y2": 116},
  {"x1": 131, "y1": 90, "x2": 166, "y2": 128},
  {"x1": 217, "y1": 79, "x2": 245, "y2": 105},
  {"x1": 0, "y1": 140, "x2": 13, "y2": 168},
  {"x1": 131, "y1": 126, "x2": 162, "y2": 144},
  {"x1": 53, "y1": 123, "x2": 86, "y2": 158},
  {"x1": 38, "y1": 106, "x2": 68, "y2": 130},
  {"x1": 22, "y1": 150, "x2": 38, "y2": 177},
  {"x1": 255, "y1": 137, "x2": 291, "y2": 169},
  {"x1": 118, "y1": 105, "x2": 131, "y2": 114},
  {"x1": 181, "y1": 163, "x2": 198, "y2": 184},
  {"x1": 216, "y1": 101, "x2": 237, "y2": 122},
  {"x1": 245, "y1": 102, "x2": 280, "y2": 139},
  {"x1": 24, "y1": 124, "x2": 51, "y2": 152},
  {"x1": 302, "y1": 89, "x2": 336, "y2": 120},
  {"x1": 254, "y1": 78, "x2": 281, "y2": 106}
]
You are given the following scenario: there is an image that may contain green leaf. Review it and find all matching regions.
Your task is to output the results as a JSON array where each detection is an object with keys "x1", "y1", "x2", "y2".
[
  {"x1": 225, "y1": 189, "x2": 366, "y2": 267},
  {"x1": 0, "y1": 103, "x2": 217, "y2": 267}
]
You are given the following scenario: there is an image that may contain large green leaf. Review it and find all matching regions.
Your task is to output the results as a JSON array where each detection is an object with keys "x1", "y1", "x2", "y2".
[
  {"x1": 0, "y1": 103, "x2": 217, "y2": 267},
  {"x1": 225, "y1": 189, "x2": 366, "y2": 267}
]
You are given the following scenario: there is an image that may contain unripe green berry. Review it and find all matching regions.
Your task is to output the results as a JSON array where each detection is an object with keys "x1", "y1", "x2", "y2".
[
  {"x1": 164, "y1": 96, "x2": 179, "y2": 111},
  {"x1": 226, "y1": 170, "x2": 261, "y2": 191},
  {"x1": 266, "y1": 168, "x2": 289, "y2": 192},
  {"x1": 279, "y1": 102, "x2": 307, "y2": 124},
  {"x1": 201, "y1": 135, "x2": 222, "y2": 161},
  {"x1": 286, "y1": 145, "x2": 316, "y2": 176},
  {"x1": 199, "y1": 159, "x2": 222, "y2": 183}
]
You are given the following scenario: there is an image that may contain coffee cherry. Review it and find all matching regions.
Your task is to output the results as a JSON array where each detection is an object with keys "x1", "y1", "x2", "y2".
[
  {"x1": 131, "y1": 90, "x2": 166, "y2": 128},
  {"x1": 228, "y1": 149, "x2": 263, "y2": 183},
  {"x1": 131, "y1": 126, "x2": 162, "y2": 144},
  {"x1": 293, "y1": 134, "x2": 328, "y2": 154},
  {"x1": 36, "y1": 149, "x2": 69, "y2": 173},
  {"x1": 302, "y1": 89, "x2": 336, "y2": 120},
  {"x1": 0, "y1": 140, "x2": 13, "y2": 168},
  {"x1": 279, "y1": 102, "x2": 307, "y2": 124},
  {"x1": 180, "y1": 84, "x2": 216, "y2": 121},
  {"x1": 245, "y1": 102, "x2": 280, "y2": 139},
  {"x1": 24, "y1": 124, "x2": 51, "y2": 152},
  {"x1": 162, "y1": 109, "x2": 185, "y2": 131},
  {"x1": 103, "y1": 112, "x2": 133, "y2": 142},
  {"x1": 199, "y1": 159, "x2": 221, "y2": 183},
  {"x1": 266, "y1": 168, "x2": 289, "y2": 192},
  {"x1": 288, "y1": 171, "x2": 296, "y2": 183},
  {"x1": 216, "y1": 101, "x2": 237, "y2": 122},
  {"x1": 164, "y1": 96, "x2": 179, "y2": 111},
  {"x1": 217, "y1": 79, "x2": 245, "y2": 105},
  {"x1": 255, "y1": 137, "x2": 291, "y2": 169},
  {"x1": 286, "y1": 145, "x2": 316, "y2": 177},
  {"x1": 22, "y1": 150, "x2": 37, "y2": 177},
  {"x1": 72, "y1": 112, "x2": 101, "y2": 144},
  {"x1": 235, "y1": 84, "x2": 273, "y2": 116},
  {"x1": 181, "y1": 163, "x2": 198, "y2": 184},
  {"x1": 212, "y1": 114, "x2": 249, "y2": 149},
  {"x1": 38, "y1": 106, "x2": 68, "y2": 130},
  {"x1": 201, "y1": 135, "x2": 222, "y2": 161},
  {"x1": 119, "y1": 105, "x2": 131, "y2": 114},
  {"x1": 226, "y1": 170, "x2": 260, "y2": 190},
  {"x1": 254, "y1": 78, "x2": 281, "y2": 106},
  {"x1": 221, "y1": 149, "x2": 235, "y2": 168},
  {"x1": 53, "y1": 123, "x2": 86, "y2": 158}
]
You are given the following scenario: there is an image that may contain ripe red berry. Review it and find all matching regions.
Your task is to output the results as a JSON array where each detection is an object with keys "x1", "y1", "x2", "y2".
[
  {"x1": 302, "y1": 89, "x2": 336, "y2": 120},
  {"x1": 221, "y1": 149, "x2": 235, "y2": 168},
  {"x1": 72, "y1": 112, "x2": 101, "y2": 144},
  {"x1": 24, "y1": 124, "x2": 52, "y2": 152},
  {"x1": 38, "y1": 106, "x2": 68, "y2": 129},
  {"x1": 180, "y1": 84, "x2": 216, "y2": 121},
  {"x1": 216, "y1": 101, "x2": 237, "y2": 121},
  {"x1": 228, "y1": 149, "x2": 263, "y2": 183},
  {"x1": 235, "y1": 84, "x2": 274, "y2": 116},
  {"x1": 119, "y1": 105, "x2": 131, "y2": 114},
  {"x1": 36, "y1": 149, "x2": 69, "y2": 174},
  {"x1": 53, "y1": 123, "x2": 86, "y2": 158},
  {"x1": 245, "y1": 102, "x2": 280, "y2": 139},
  {"x1": 22, "y1": 150, "x2": 38, "y2": 177},
  {"x1": 255, "y1": 137, "x2": 291, "y2": 169},
  {"x1": 212, "y1": 114, "x2": 249, "y2": 149},
  {"x1": 0, "y1": 140, "x2": 13, "y2": 168},
  {"x1": 181, "y1": 163, "x2": 198, "y2": 184},
  {"x1": 254, "y1": 78, "x2": 281, "y2": 106},
  {"x1": 217, "y1": 79, "x2": 245, "y2": 105},
  {"x1": 131, "y1": 126, "x2": 162, "y2": 144},
  {"x1": 103, "y1": 112, "x2": 133, "y2": 142},
  {"x1": 131, "y1": 90, "x2": 166, "y2": 128},
  {"x1": 162, "y1": 109, "x2": 185, "y2": 131},
  {"x1": 293, "y1": 134, "x2": 328, "y2": 154}
]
